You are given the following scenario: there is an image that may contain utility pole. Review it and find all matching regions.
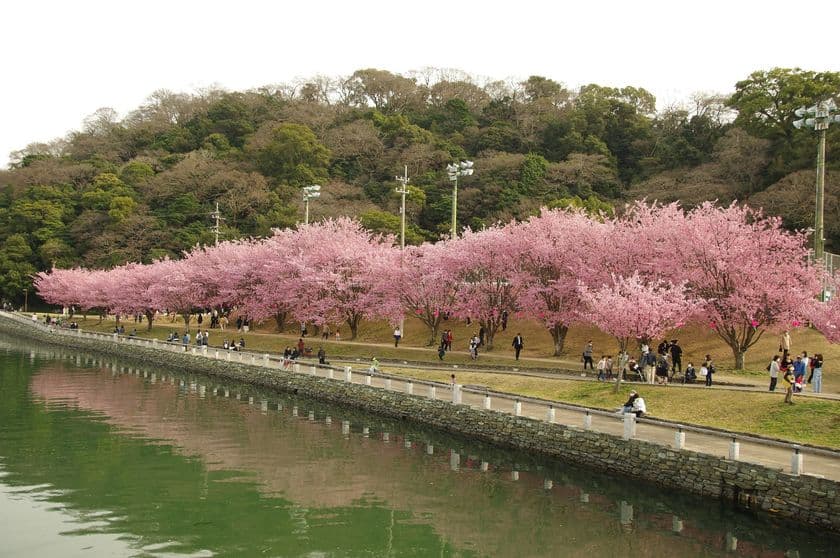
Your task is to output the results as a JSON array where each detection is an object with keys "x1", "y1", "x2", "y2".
[
  {"x1": 395, "y1": 165, "x2": 409, "y2": 250},
  {"x1": 209, "y1": 201, "x2": 224, "y2": 246},
  {"x1": 395, "y1": 166, "x2": 410, "y2": 336}
]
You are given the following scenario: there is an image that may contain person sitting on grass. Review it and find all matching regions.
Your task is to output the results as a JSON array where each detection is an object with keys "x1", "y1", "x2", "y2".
[{"x1": 684, "y1": 363, "x2": 696, "y2": 383}]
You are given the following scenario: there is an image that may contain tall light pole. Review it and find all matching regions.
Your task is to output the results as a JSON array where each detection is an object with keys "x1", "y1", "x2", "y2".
[
  {"x1": 302, "y1": 185, "x2": 321, "y2": 225},
  {"x1": 446, "y1": 160, "x2": 474, "y2": 237},
  {"x1": 794, "y1": 99, "x2": 840, "y2": 275}
]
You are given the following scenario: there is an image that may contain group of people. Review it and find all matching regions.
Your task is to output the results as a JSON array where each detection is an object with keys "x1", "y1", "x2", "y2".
[{"x1": 768, "y1": 331, "x2": 825, "y2": 399}]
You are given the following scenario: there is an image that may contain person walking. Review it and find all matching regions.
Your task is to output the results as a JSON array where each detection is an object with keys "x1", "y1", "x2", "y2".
[
  {"x1": 783, "y1": 364, "x2": 795, "y2": 404},
  {"x1": 811, "y1": 353, "x2": 824, "y2": 394},
  {"x1": 596, "y1": 355, "x2": 607, "y2": 381},
  {"x1": 582, "y1": 341, "x2": 594, "y2": 370},
  {"x1": 669, "y1": 340, "x2": 682, "y2": 376},
  {"x1": 393, "y1": 326, "x2": 402, "y2": 347},
  {"x1": 512, "y1": 333, "x2": 524, "y2": 360},
  {"x1": 768, "y1": 354, "x2": 780, "y2": 391}
]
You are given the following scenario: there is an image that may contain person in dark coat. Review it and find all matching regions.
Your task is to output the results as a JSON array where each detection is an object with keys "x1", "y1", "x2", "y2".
[{"x1": 512, "y1": 333, "x2": 524, "y2": 360}]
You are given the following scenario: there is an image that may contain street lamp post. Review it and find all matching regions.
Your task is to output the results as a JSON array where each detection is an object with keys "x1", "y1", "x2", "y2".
[
  {"x1": 446, "y1": 160, "x2": 474, "y2": 237},
  {"x1": 794, "y1": 99, "x2": 840, "y2": 274},
  {"x1": 302, "y1": 185, "x2": 321, "y2": 225}
]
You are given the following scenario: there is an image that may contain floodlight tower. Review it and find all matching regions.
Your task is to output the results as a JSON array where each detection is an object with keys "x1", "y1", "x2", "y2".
[
  {"x1": 302, "y1": 185, "x2": 321, "y2": 225},
  {"x1": 795, "y1": 99, "x2": 840, "y2": 301},
  {"x1": 446, "y1": 160, "x2": 474, "y2": 237}
]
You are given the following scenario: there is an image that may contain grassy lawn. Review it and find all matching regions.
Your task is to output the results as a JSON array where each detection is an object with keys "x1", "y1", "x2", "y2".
[
  {"x1": 47, "y1": 312, "x2": 840, "y2": 449},
  {"x1": 379, "y1": 367, "x2": 840, "y2": 449}
]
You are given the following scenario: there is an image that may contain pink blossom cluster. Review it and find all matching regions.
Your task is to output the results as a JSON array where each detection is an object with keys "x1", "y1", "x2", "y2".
[{"x1": 34, "y1": 204, "x2": 836, "y2": 366}]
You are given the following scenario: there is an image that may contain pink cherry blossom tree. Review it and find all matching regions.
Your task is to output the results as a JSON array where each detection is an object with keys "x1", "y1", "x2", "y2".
[
  {"x1": 675, "y1": 203, "x2": 822, "y2": 369},
  {"x1": 284, "y1": 218, "x2": 394, "y2": 339},
  {"x1": 512, "y1": 208, "x2": 612, "y2": 355},
  {"x1": 579, "y1": 273, "x2": 699, "y2": 391},
  {"x1": 145, "y1": 257, "x2": 206, "y2": 330},
  {"x1": 373, "y1": 240, "x2": 460, "y2": 346},
  {"x1": 442, "y1": 225, "x2": 523, "y2": 350}
]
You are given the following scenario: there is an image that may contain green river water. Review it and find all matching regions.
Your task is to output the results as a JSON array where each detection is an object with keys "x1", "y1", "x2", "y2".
[{"x1": 0, "y1": 334, "x2": 836, "y2": 557}]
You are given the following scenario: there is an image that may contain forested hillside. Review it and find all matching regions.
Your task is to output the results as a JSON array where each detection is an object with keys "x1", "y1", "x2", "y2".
[{"x1": 1, "y1": 67, "x2": 839, "y2": 304}]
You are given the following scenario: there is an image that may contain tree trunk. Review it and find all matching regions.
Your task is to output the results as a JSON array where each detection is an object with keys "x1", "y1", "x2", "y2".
[
  {"x1": 614, "y1": 338, "x2": 628, "y2": 393},
  {"x1": 145, "y1": 310, "x2": 155, "y2": 332},
  {"x1": 273, "y1": 311, "x2": 287, "y2": 332},
  {"x1": 731, "y1": 345, "x2": 746, "y2": 370},
  {"x1": 550, "y1": 323, "x2": 569, "y2": 356},
  {"x1": 181, "y1": 312, "x2": 191, "y2": 331},
  {"x1": 347, "y1": 314, "x2": 360, "y2": 340}
]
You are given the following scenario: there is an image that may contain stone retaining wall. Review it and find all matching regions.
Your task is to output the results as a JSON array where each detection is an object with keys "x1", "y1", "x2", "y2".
[{"x1": 2, "y1": 316, "x2": 839, "y2": 532}]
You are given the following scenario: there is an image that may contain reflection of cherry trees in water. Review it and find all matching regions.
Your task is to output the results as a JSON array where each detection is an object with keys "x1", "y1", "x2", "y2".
[{"x1": 5, "y1": 345, "x2": 828, "y2": 557}]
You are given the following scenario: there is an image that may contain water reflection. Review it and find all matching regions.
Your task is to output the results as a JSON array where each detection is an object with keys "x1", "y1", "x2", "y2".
[{"x1": 0, "y1": 337, "x2": 837, "y2": 556}]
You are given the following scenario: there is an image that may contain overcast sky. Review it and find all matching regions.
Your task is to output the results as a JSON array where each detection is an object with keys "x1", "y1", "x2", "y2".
[{"x1": 1, "y1": 0, "x2": 837, "y2": 169}]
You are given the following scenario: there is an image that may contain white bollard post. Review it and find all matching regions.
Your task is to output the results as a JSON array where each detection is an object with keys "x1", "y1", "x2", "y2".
[
  {"x1": 511, "y1": 471, "x2": 519, "y2": 481},
  {"x1": 292, "y1": 406, "x2": 298, "y2": 417},
  {"x1": 623, "y1": 414, "x2": 636, "y2": 440},
  {"x1": 483, "y1": 394, "x2": 491, "y2": 410},
  {"x1": 362, "y1": 426, "x2": 369, "y2": 438},
  {"x1": 202, "y1": 345, "x2": 207, "y2": 355},
  {"x1": 214, "y1": 350, "x2": 219, "y2": 359},
  {"x1": 325, "y1": 416, "x2": 331, "y2": 425},
  {"x1": 261, "y1": 400, "x2": 268, "y2": 412},
  {"x1": 308, "y1": 410, "x2": 315, "y2": 421},
  {"x1": 583, "y1": 411, "x2": 592, "y2": 430},
  {"x1": 311, "y1": 365, "x2": 317, "y2": 376},
  {"x1": 251, "y1": 355, "x2": 256, "y2": 364},
  {"x1": 452, "y1": 384, "x2": 462, "y2": 404},
  {"x1": 384, "y1": 378, "x2": 392, "y2": 390},
  {"x1": 406, "y1": 381, "x2": 413, "y2": 395},
  {"x1": 328, "y1": 368, "x2": 334, "y2": 379},
  {"x1": 404, "y1": 438, "x2": 411, "y2": 449},
  {"x1": 513, "y1": 400, "x2": 522, "y2": 416},
  {"x1": 342, "y1": 421, "x2": 350, "y2": 436},
  {"x1": 729, "y1": 437, "x2": 740, "y2": 461},
  {"x1": 226, "y1": 351, "x2": 231, "y2": 361},
  {"x1": 674, "y1": 427, "x2": 686, "y2": 450},
  {"x1": 294, "y1": 363, "x2": 301, "y2": 374},
  {"x1": 791, "y1": 446, "x2": 803, "y2": 476},
  {"x1": 382, "y1": 432, "x2": 390, "y2": 443},
  {"x1": 450, "y1": 449, "x2": 460, "y2": 471},
  {"x1": 544, "y1": 479, "x2": 553, "y2": 490},
  {"x1": 547, "y1": 405, "x2": 556, "y2": 423},
  {"x1": 429, "y1": 385, "x2": 436, "y2": 399},
  {"x1": 365, "y1": 374, "x2": 372, "y2": 386},
  {"x1": 263, "y1": 353, "x2": 270, "y2": 365},
  {"x1": 426, "y1": 444, "x2": 434, "y2": 455},
  {"x1": 345, "y1": 366, "x2": 352, "y2": 382},
  {"x1": 480, "y1": 461, "x2": 489, "y2": 472}
]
